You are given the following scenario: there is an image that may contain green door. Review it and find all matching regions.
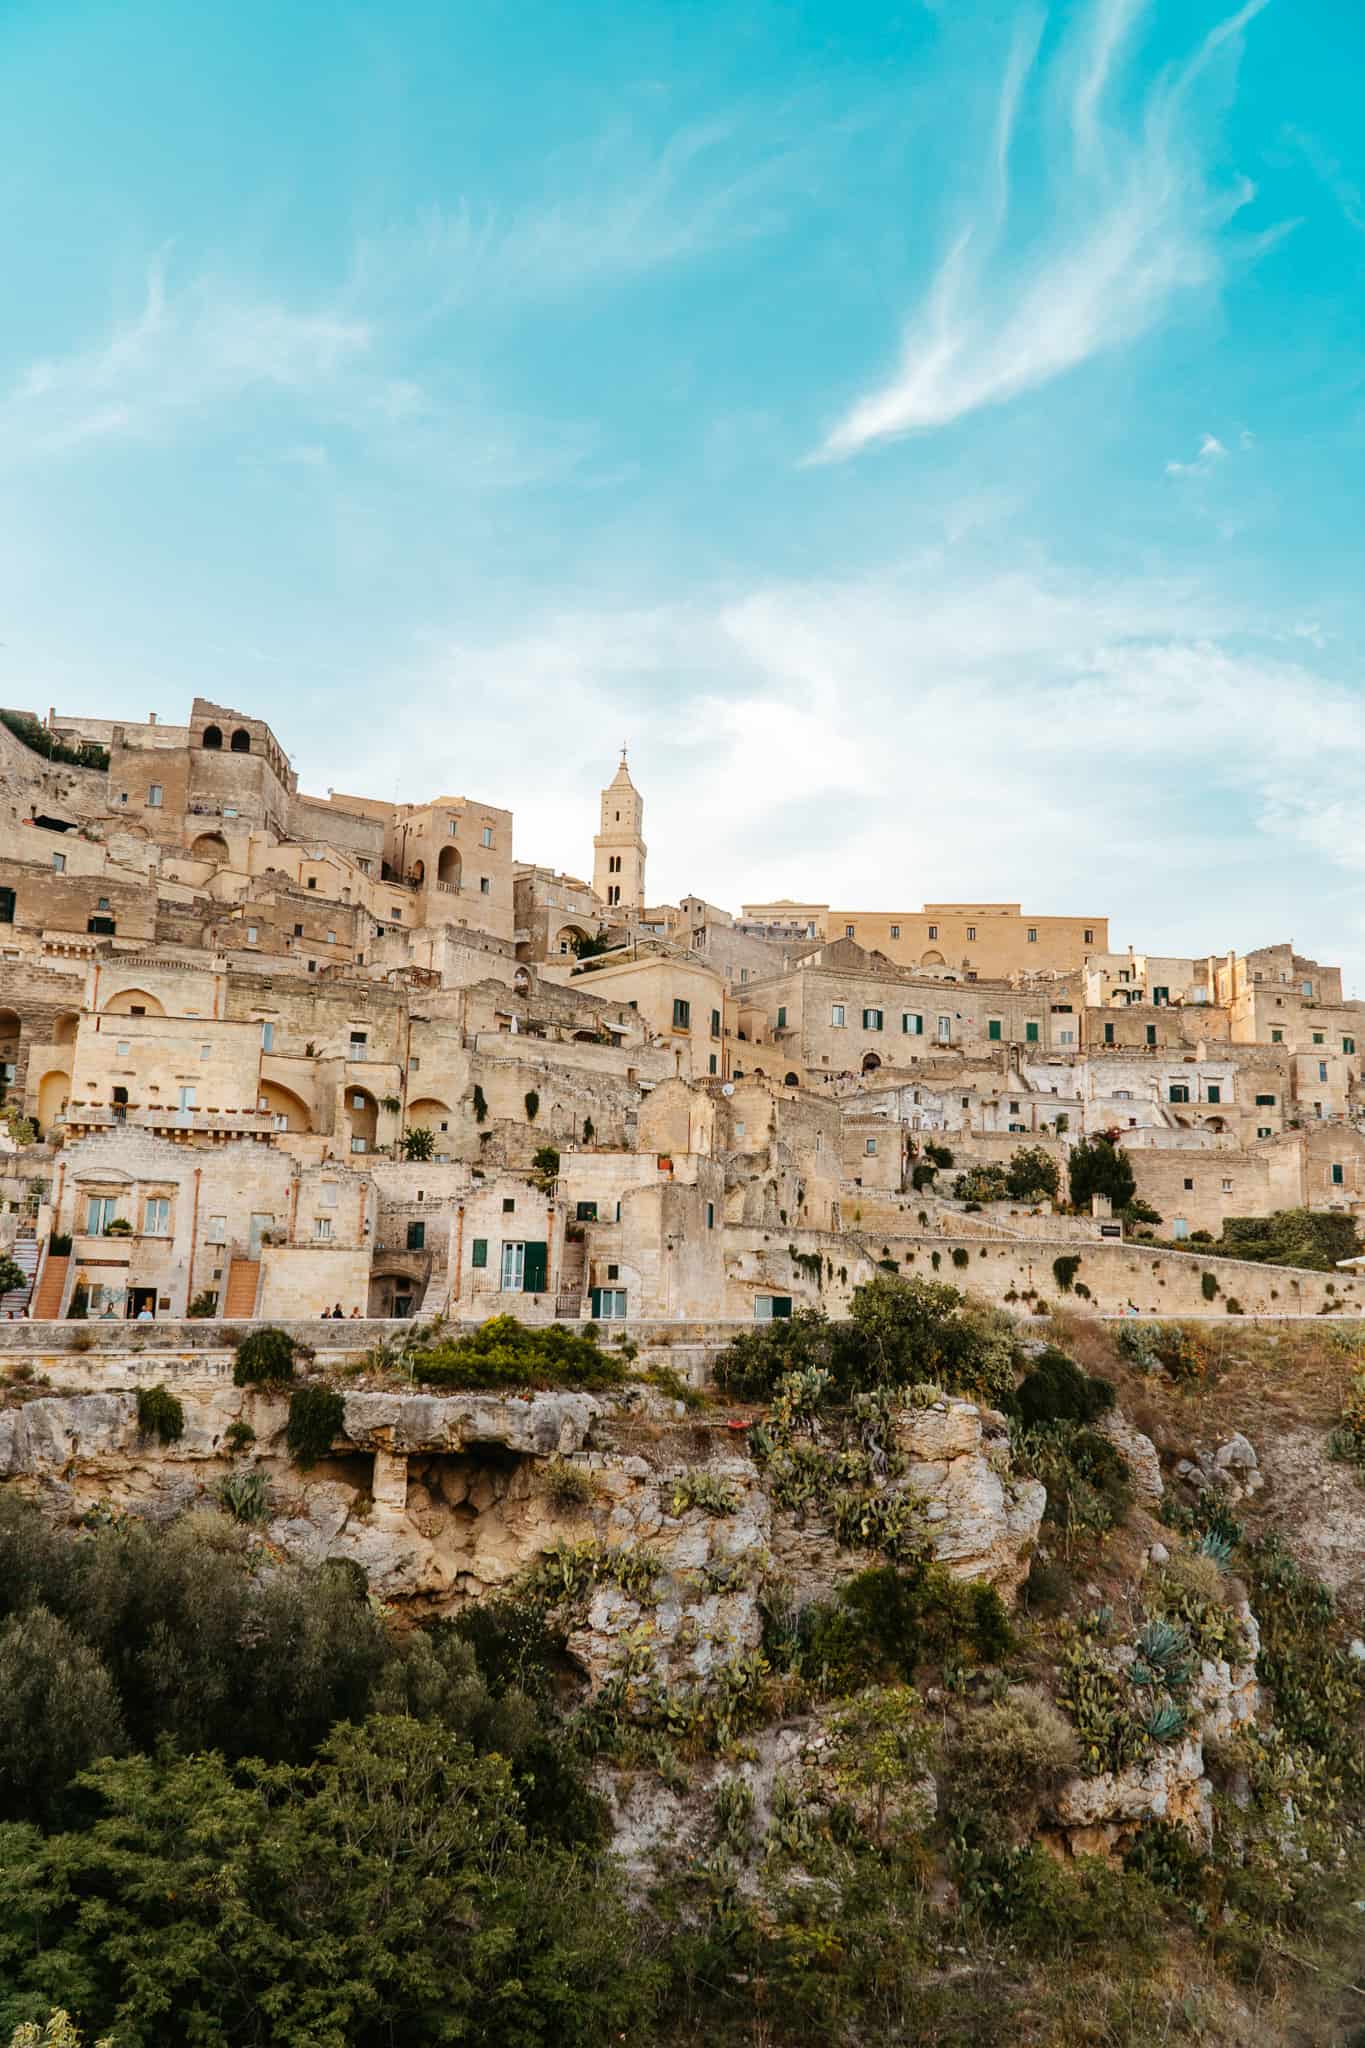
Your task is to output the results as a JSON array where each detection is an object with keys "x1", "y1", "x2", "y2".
[{"x1": 523, "y1": 1241, "x2": 548, "y2": 1293}]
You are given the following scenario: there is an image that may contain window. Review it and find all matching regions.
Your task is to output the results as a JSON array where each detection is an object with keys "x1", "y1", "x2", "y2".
[
  {"x1": 777, "y1": 1006, "x2": 787, "y2": 1028},
  {"x1": 937, "y1": 1015, "x2": 951, "y2": 1042},
  {"x1": 407, "y1": 1220, "x2": 426, "y2": 1250},
  {"x1": 307, "y1": 960, "x2": 317, "y2": 974},
  {"x1": 1206, "y1": 1084, "x2": 1221, "y2": 1105},
  {"x1": 710, "y1": 1008, "x2": 722, "y2": 1037},
  {"x1": 502, "y1": 1196, "x2": 515, "y2": 1214},
  {"x1": 845, "y1": 924, "x2": 855, "y2": 938},
  {"x1": 1319, "y1": 1061, "x2": 1329, "y2": 1083},
  {"x1": 576, "y1": 1201, "x2": 598, "y2": 1222},
  {"x1": 1169, "y1": 1083, "x2": 1190, "y2": 1103},
  {"x1": 479, "y1": 877, "x2": 490, "y2": 895},
  {"x1": 1345, "y1": 1037, "x2": 1356, "y2": 1055},
  {"x1": 293, "y1": 923, "x2": 303, "y2": 938},
  {"x1": 831, "y1": 1005, "x2": 846, "y2": 1027},
  {"x1": 52, "y1": 852, "x2": 65, "y2": 873},
  {"x1": 987, "y1": 1019, "x2": 1002, "y2": 1041},
  {"x1": 471, "y1": 1238, "x2": 488, "y2": 1268},
  {"x1": 1313, "y1": 1031, "x2": 1325, "y2": 1045},
  {"x1": 1084, "y1": 928, "x2": 1094, "y2": 944},
  {"x1": 326, "y1": 930, "x2": 336, "y2": 945},
  {"x1": 207, "y1": 1215, "x2": 227, "y2": 1243},
  {"x1": 1152, "y1": 985, "x2": 1170, "y2": 1006},
  {"x1": 246, "y1": 926, "x2": 258, "y2": 945},
  {"x1": 142, "y1": 1198, "x2": 170, "y2": 1236},
  {"x1": 594, "y1": 1288, "x2": 628, "y2": 1320},
  {"x1": 1271, "y1": 1028, "x2": 1283, "y2": 1044},
  {"x1": 708, "y1": 1053, "x2": 718, "y2": 1075},
  {"x1": 1145, "y1": 1024, "x2": 1157, "y2": 1046},
  {"x1": 314, "y1": 1216, "x2": 333, "y2": 1240},
  {"x1": 706, "y1": 1201, "x2": 715, "y2": 1229},
  {"x1": 672, "y1": 997, "x2": 691, "y2": 1030},
  {"x1": 349, "y1": 1032, "x2": 367, "y2": 1058},
  {"x1": 501, "y1": 1241, "x2": 524, "y2": 1290},
  {"x1": 1255, "y1": 1093, "x2": 1276, "y2": 1106},
  {"x1": 865, "y1": 1137, "x2": 877, "y2": 1155},
  {"x1": 1302, "y1": 980, "x2": 1313, "y2": 998},
  {"x1": 740, "y1": 967, "x2": 748, "y2": 983},
  {"x1": 351, "y1": 1092, "x2": 366, "y2": 1111},
  {"x1": 1222, "y1": 1177, "x2": 1233, "y2": 1194},
  {"x1": 199, "y1": 1042, "x2": 212, "y2": 1060},
  {"x1": 754, "y1": 1295, "x2": 793, "y2": 1321},
  {"x1": 862, "y1": 1008, "x2": 883, "y2": 1031},
  {"x1": 1025, "y1": 1020, "x2": 1039, "y2": 1043},
  {"x1": 928, "y1": 924, "x2": 937, "y2": 940},
  {"x1": 86, "y1": 1197, "x2": 119, "y2": 1234},
  {"x1": 902, "y1": 1012, "x2": 923, "y2": 1036},
  {"x1": 1027, "y1": 927, "x2": 1037, "y2": 943},
  {"x1": 890, "y1": 924, "x2": 900, "y2": 940},
  {"x1": 1257, "y1": 1126, "x2": 1272, "y2": 1138},
  {"x1": 1103, "y1": 1021, "x2": 1115, "y2": 1046},
  {"x1": 178, "y1": 1086, "x2": 196, "y2": 1110},
  {"x1": 1332, "y1": 1163, "x2": 1345, "y2": 1186},
  {"x1": 116, "y1": 1040, "x2": 130, "y2": 1057},
  {"x1": 967, "y1": 925, "x2": 976, "y2": 942},
  {"x1": 146, "y1": 783, "x2": 163, "y2": 808}
]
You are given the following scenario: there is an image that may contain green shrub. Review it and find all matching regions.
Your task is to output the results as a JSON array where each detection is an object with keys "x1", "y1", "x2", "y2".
[
  {"x1": 1005, "y1": 1145, "x2": 1060, "y2": 1201},
  {"x1": 223, "y1": 1420, "x2": 256, "y2": 1456},
  {"x1": 1051, "y1": 1255, "x2": 1081, "y2": 1294},
  {"x1": 285, "y1": 1386, "x2": 345, "y2": 1468},
  {"x1": 1014, "y1": 1423, "x2": 1130, "y2": 1542},
  {"x1": 233, "y1": 1326, "x2": 299, "y2": 1386},
  {"x1": 135, "y1": 1385, "x2": 184, "y2": 1444},
  {"x1": 186, "y1": 1289, "x2": 219, "y2": 1318},
  {"x1": 1011, "y1": 1348, "x2": 1115, "y2": 1429},
  {"x1": 951, "y1": 1247, "x2": 970, "y2": 1269},
  {"x1": 947, "y1": 1689, "x2": 1078, "y2": 1832},
  {"x1": 530, "y1": 1144, "x2": 560, "y2": 1189},
  {"x1": 0, "y1": 707, "x2": 109, "y2": 770},
  {"x1": 399, "y1": 1317, "x2": 627, "y2": 1393},
  {"x1": 669, "y1": 1470, "x2": 739, "y2": 1516},
  {"x1": 953, "y1": 1165, "x2": 1008, "y2": 1204},
  {"x1": 471, "y1": 1083, "x2": 488, "y2": 1124},
  {"x1": 401, "y1": 1126, "x2": 435, "y2": 1161},
  {"x1": 48, "y1": 1233, "x2": 73, "y2": 1257},
  {"x1": 1200, "y1": 1271, "x2": 1218, "y2": 1301},
  {"x1": 66, "y1": 1282, "x2": 89, "y2": 1321},
  {"x1": 544, "y1": 1457, "x2": 599, "y2": 1509},
  {"x1": 770, "y1": 1561, "x2": 1011, "y2": 1695},
  {"x1": 524, "y1": 1089, "x2": 540, "y2": 1123},
  {"x1": 1067, "y1": 1136, "x2": 1135, "y2": 1213}
]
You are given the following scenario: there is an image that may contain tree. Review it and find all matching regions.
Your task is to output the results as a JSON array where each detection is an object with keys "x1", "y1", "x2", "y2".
[
  {"x1": 1067, "y1": 1135, "x2": 1135, "y2": 1213},
  {"x1": 0, "y1": 1608, "x2": 127, "y2": 1827},
  {"x1": 0, "y1": 1719, "x2": 655, "y2": 2046},
  {"x1": 401, "y1": 1126, "x2": 435, "y2": 1161},
  {"x1": 0, "y1": 1257, "x2": 26, "y2": 1301},
  {"x1": 1005, "y1": 1145, "x2": 1060, "y2": 1202}
]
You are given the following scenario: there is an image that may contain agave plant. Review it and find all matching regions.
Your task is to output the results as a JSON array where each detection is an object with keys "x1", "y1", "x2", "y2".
[
  {"x1": 1144, "y1": 1699, "x2": 1187, "y2": 1744},
  {"x1": 1132, "y1": 1618, "x2": 1194, "y2": 1691},
  {"x1": 1195, "y1": 1530, "x2": 1236, "y2": 1568}
]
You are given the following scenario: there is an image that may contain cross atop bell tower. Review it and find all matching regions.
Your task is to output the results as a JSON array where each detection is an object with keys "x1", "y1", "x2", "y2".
[{"x1": 592, "y1": 751, "x2": 647, "y2": 914}]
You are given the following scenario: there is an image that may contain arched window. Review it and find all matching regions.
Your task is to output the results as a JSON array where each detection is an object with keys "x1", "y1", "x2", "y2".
[
  {"x1": 437, "y1": 845, "x2": 461, "y2": 890},
  {"x1": 191, "y1": 832, "x2": 229, "y2": 861},
  {"x1": 784, "y1": 1072, "x2": 800, "y2": 1087},
  {"x1": 229, "y1": 728, "x2": 251, "y2": 754},
  {"x1": 862, "y1": 1052, "x2": 882, "y2": 1073},
  {"x1": 202, "y1": 725, "x2": 223, "y2": 750}
]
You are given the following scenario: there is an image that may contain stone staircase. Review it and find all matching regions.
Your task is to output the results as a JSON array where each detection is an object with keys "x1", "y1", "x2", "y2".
[
  {"x1": 29, "y1": 1252, "x2": 70, "y2": 1321},
  {"x1": 0, "y1": 1234, "x2": 39, "y2": 1316},
  {"x1": 222, "y1": 1255, "x2": 261, "y2": 1319}
]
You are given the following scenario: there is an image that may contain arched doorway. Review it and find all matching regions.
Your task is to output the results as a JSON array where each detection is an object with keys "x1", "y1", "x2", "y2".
[
  {"x1": 202, "y1": 725, "x2": 223, "y2": 750},
  {"x1": 410, "y1": 859, "x2": 425, "y2": 887},
  {"x1": 784, "y1": 1072, "x2": 800, "y2": 1087},
  {"x1": 513, "y1": 967, "x2": 530, "y2": 995},
  {"x1": 862, "y1": 1052, "x2": 882, "y2": 1074},
  {"x1": 102, "y1": 988, "x2": 165, "y2": 1016},
  {"x1": 406, "y1": 1096, "x2": 452, "y2": 1135},
  {"x1": 437, "y1": 846, "x2": 461, "y2": 892},
  {"x1": 229, "y1": 728, "x2": 251, "y2": 754},
  {"x1": 191, "y1": 832, "x2": 229, "y2": 862},
  {"x1": 346, "y1": 1087, "x2": 378, "y2": 1154},
  {"x1": 555, "y1": 924, "x2": 589, "y2": 956},
  {"x1": 51, "y1": 1011, "x2": 80, "y2": 1045},
  {"x1": 37, "y1": 1070, "x2": 69, "y2": 1127},
  {"x1": 259, "y1": 1081, "x2": 313, "y2": 1132}
]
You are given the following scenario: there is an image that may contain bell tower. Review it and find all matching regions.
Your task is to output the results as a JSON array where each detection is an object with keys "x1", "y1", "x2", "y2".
[{"x1": 592, "y1": 747, "x2": 647, "y2": 913}]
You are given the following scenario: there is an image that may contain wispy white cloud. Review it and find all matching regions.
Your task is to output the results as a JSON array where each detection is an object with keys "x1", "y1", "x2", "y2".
[
  {"x1": 1283, "y1": 123, "x2": 1365, "y2": 235},
  {"x1": 820, "y1": 0, "x2": 1271, "y2": 458},
  {"x1": 2, "y1": 255, "x2": 372, "y2": 455},
  {"x1": 335, "y1": 552, "x2": 1365, "y2": 988},
  {"x1": 1166, "y1": 431, "x2": 1227, "y2": 477}
]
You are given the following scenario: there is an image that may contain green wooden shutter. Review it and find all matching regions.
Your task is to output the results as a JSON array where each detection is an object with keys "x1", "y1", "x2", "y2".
[
  {"x1": 771, "y1": 1295, "x2": 793, "y2": 1319},
  {"x1": 406, "y1": 1220, "x2": 425, "y2": 1250},
  {"x1": 589, "y1": 1286, "x2": 603, "y2": 1317},
  {"x1": 471, "y1": 1237, "x2": 488, "y2": 1268},
  {"x1": 523, "y1": 1241, "x2": 548, "y2": 1293}
]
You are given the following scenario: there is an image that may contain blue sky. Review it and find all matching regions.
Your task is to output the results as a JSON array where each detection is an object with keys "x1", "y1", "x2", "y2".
[{"x1": 4, "y1": 0, "x2": 1365, "y2": 982}]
